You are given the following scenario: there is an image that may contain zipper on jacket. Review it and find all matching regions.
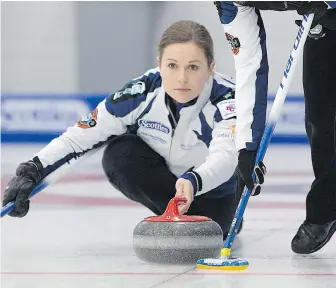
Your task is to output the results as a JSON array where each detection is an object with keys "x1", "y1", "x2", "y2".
[
  {"x1": 166, "y1": 104, "x2": 178, "y2": 160},
  {"x1": 167, "y1": 104, "x2": 178, "y2": 136}
]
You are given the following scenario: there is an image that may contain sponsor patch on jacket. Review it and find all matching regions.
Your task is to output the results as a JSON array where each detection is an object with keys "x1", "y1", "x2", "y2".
[
  {"x1": 138, "y1": 119, "x2": 170, "y2": 134},
  {"x1": 225, "y1": 33, "x2": 241, "y2": 55},
  {"x1": 138, "y1": 131, "x2": 167, "y2": 144},
  {"x1": 217, "y1": 99, "x2": 236, "y2": 119},
  {"x1": 216, "y1": 125, "x2": 236, "y2": 140},
  {"x1": 77, "y1": 108, "x2": 98, "y2": 129}
]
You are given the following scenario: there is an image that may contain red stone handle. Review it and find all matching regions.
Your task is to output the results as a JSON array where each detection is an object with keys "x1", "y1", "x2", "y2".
[
  {"x1": 144, "y1": 196, "x2": 211, "y2": 222},
  {"x1": 162, "y1": 197, "x2": 187, "y2": 218}
]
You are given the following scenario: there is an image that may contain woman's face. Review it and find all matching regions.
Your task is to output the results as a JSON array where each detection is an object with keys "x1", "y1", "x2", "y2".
[{"x1": 159, "y1": 42, "x2": 215, "y2": 103}]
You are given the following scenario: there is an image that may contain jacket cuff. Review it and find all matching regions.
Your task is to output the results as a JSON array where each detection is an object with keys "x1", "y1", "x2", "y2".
[{"x1": 180, "y1": 171, "x2": 202, "y2": 195}]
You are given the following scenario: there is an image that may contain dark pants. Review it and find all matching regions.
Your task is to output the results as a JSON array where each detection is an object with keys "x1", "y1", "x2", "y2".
[
  {"x1": 101, "y1": 134, "x2": 238, "y2": 238},
  {"x1": 303, "y1": 29, "x2": 336, "y2": 224}
]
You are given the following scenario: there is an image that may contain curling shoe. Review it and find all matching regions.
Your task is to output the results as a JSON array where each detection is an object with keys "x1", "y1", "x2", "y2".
[{"x1": 291, "y1": 220, "x2": 336, "y2": 254}]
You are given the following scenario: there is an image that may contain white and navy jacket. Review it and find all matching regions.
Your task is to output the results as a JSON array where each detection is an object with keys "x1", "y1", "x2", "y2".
[
  {"x1": 216, "y1": 1, "x2": 269, "y2": 151},
  {"x1": 35, "y1": 68, "x2": 238, "y2": 197},
  {"x1": 215, "y1": 1, "x2": 336, "y2": 151}
]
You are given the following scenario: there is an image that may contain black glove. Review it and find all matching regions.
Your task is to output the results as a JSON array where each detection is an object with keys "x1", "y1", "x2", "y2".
[
  {"x1": 2, "y1": 156, "x2": 44, "y2": 217},
  {"x1": 295, "y1": 1, "x2": 334, "y2": 34},
  {"x1": 296, "y1": 1, "x2": 332, "y2": 18},
  {"x1": 237, "y1": 149, "x2": 266, "y2": 197}
]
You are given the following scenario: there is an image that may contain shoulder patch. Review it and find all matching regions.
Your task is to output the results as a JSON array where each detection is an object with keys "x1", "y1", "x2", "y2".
[
  {"x1": 111, "y1": 81, "x2": 146, "y2": 103},
  {"x1": 77, "y1": 108, "x2": 98, "y2": 129},
  {"x1": 225, "y1": 33, "x2": 241, "y2": 55}
]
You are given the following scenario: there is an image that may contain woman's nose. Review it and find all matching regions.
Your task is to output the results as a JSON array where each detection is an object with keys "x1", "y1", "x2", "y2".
[{"x1": 177, "y1": 69, "x2": 188, "y2": 83}]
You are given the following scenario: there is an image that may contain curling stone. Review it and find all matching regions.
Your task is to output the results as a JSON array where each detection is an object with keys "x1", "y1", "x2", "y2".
[{"x1": 133, "y1": 197, "x2": 223, "y2": 264}]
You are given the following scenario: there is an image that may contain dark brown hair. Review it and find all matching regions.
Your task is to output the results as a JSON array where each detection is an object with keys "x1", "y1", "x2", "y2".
[{"x1": 158, "y1": 20, "x2": 214, "y2": 67}]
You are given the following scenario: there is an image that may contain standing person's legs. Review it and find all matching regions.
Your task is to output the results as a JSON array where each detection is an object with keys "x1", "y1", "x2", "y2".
[{"x1": 291, "y1": 29, "x2": 336, "y2": 254}]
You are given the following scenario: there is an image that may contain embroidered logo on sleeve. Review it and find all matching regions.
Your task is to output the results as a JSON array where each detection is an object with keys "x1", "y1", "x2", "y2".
[
  {"x1": 225, "y1": 33, "x2": 241, "y2": 55},
  {"x1": 112, "y1": 81, "x2": 146, "y2": 101},
  {"x1": 77, "y1": 108, "x2": 98, "y2": 129},
  {"x1": 217, "y1": 99, "x2": 236, "y2": 119}
]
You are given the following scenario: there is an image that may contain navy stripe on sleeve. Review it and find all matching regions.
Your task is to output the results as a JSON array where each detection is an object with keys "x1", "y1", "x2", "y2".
[{"x1": 247, "y1": 9, "x2": 269, "y2": 151}]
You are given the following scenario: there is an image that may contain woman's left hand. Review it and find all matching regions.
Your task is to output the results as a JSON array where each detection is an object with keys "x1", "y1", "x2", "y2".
[{"x1": 175, "y1": 178, "x2": 194, "y2": 214}]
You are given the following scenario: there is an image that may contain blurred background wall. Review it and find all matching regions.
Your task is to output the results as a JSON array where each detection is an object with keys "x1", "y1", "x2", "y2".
[{"x1": 1, "y1": 1, "x2": 306, "y2": 143}]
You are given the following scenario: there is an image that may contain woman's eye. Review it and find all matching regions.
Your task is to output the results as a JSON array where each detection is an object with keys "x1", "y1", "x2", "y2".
[
  {"x1": 189, "y1": 65, "x2": 198, "y2": 71},
  {"x1": 168, "y1": 63, "x2": 177, "y2": 69}
]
